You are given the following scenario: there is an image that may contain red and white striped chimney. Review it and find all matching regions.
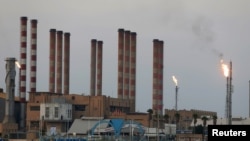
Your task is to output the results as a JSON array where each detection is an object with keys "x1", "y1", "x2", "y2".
[
  {"x1": 117, "y1": 29, "x2": 125, "y2": 99},
  {"x1": 90, "y1": 39, "x2": 97, "y2": 96},
  {"x1": 152, "y1": 39, "x2": 164, "y2": 115},
  {"x1": 123, "y1": 30, "x2": 130, "y2": 99},
  {"x1": 19, "y1": 16, "x2": 28, "y2": 131},
  {"x1": 56, "y1": 31, "x2": 63, "y2": 94},
  {"x1": 64, "y1": 32, "x2": 70, "y2": 94},
  {"x1": 20, "y1": 16, "x2": 28, "y2": 102},
  {"x1": 49, "y1": 29, "x2": 56, "y2": 93},
  {"x1": 30, "y1": 19, "x2": 38, "y2": 92},
  {"x1": 129, "y1": 32, "x2": 136, "y2": 101},
  {"x1": 158, "y1": 40, "x2": 164, "y2": 115},
  {"x1": 96, "y1": 41, "x2": 103, "y2": 96}
]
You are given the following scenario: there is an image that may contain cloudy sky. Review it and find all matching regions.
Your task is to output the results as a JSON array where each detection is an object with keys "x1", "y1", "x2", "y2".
[{"x1": 1, "y1": 0, "x2": 250, "y2": 118}]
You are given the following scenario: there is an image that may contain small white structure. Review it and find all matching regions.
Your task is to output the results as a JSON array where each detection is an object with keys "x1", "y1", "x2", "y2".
[
  {"x1": 165, "y1": 124, "x2": 176, "y2": 135},
  {"x1": 40, "y1": 103, "x2": 72, "y2": 121}
]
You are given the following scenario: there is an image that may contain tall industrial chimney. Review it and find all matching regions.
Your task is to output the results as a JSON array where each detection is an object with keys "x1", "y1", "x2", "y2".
[
  {"x1": 117, "y1": 29, "x2": 125, "y2": 99},
  {"x1": 30, "y1": 19, "x2": 38, "y2": 92},
  {"x1": 20, "y1": 16, "x2": 28, "y2": 130},
  {"x1": 96, "y1": 41, "x2": 103, "y2": 96},
  {"x1": 129, "y1": 32, "x2": 137, "y2": 101},
  {"x1": 152, "y1": 39, "x2": 164, "y2": 115},
  {"x1": 3, "y1": 58, "x2": 17, "y2": 123},
  {"x1": 64, "y1": 32, "x2": 70, "y2": 94},
  {"x1": 56, "y1": 31, "x2": 63, "y2": 93},
  {"x1": 49, "y1": 29, "x2": 57, "y2": 93},
  {"x1": 123, "y1": 30, "x2": 130, "y2": 99},
  {"x1": 20, "y1": 16, "x2": 27, "y2": 102},
  {"x1": 90, "y1": 39, "x2": 97, "y2": 96}
]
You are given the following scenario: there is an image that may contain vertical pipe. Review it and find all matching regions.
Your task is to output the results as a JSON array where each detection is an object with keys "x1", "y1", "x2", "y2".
[
  {"x1": 228, "y1": 61, "x2": 232, "y2": 125},
  {"x1": 64, "y1": 32, "x2": 70, "y2": 94},
  {"x1": 30, "y1": 19, "x2": 38, "y2": 92},
  {"x1": 96, "y1": 41, "x2": 103, "y2": 96},
  {"x1": 124, "y1": 30, "x2": 130, "y2": 99},
  {"x1": 118, "y1": 29, "x2": 125, "y2": 99},
  {"x1": 129, "y1": 32, "x2": 136, "y2": 101},
  {"x1": 56, "y1": 31, "x2": 63, "y2": 93},
  {"x1": 90, "y1": 39, "x2": 97, "y2": 96},
  {"x1": 49, "y1": 29, "x2": 57, "y2": 93},
  {"x1": 152, "y1": 39, "x2": 159, "y2": 115},
  {"x1": 226, "y1": 77, "x2": 229, "y2": 121},
  {"x1": 3, "y1": 58, "x2": 16, "y2": 123},
  {"x1": 20, "y1": 16, "x2": 27, "y2": 130},
  {"x1": 249, "y1": 80, "x2": 250, "y2": 118}
]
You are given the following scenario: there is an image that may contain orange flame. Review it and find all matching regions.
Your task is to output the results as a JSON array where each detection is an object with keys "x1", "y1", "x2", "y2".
[
  {"x1": 172, "y1": 75, "x2": 178, "y2": 86},
  {"x1": 221, "y1": 60, "x2": 229, "y2": 77}
]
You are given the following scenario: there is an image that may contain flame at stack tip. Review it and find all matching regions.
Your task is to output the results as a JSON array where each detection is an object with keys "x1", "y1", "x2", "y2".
[
  {"x1": 221, "y1": 59, "x2": 229, "y2": 77},
  {"x1": 172, "y1": 75, "x2": 178, "y2": 86}
]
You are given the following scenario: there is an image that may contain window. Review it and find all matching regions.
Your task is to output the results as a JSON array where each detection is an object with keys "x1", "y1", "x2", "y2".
[
  {"x1": 45, "y1": 107, "x2": 50, "y2": 118},
  {"x1": 68, "y1": 109, "x2": 72, "y2": 118},
  {"x1": 30, "y1": 106, "x2": 40, "y2": 111},
  {"x1": 54, "y1": 107, "x2": 59, "y2": 118},
  {"x1": 74, "y1": 105, "x2": 86, "y2": 111}
]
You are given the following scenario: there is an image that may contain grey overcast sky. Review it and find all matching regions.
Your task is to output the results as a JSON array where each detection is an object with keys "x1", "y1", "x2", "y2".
[{"x1": 1, "y1": 0, "x2": 250, "y2": 118}]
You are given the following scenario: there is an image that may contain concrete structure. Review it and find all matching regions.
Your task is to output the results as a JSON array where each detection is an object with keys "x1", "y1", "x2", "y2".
[
  {"x1": 90, "y1": 39, "x2": 103, "y2": 96},
  {"x1": 56, "y1": 30, "x2": 63, "y2": 94},
  {"x1": 96, "y1": 41, "x2": 103, "y2": 96},
  {"x1": 165, "y1": 109, "x2": 217, "y2": 131},
  {"x1": 63, "y1": 32, "x2": 70, "y2": 94},
  {"x1": 49, "y1": 29, "x2": 56, "y2": 93},
  {"x1": 117, "y1": 29, "x2": 137, "y2": 101},
  {"x1": 190, "y1": 117, "x2": 250, "y2": 126},
  {"x1": 20, "y1": 17, "x2": 28, "y2": 131},
  {"x1": 90, "y1": 39, "x2": 97, "y2": 96},
  {"x1": 152, "y1": 39, "x2": 164, "y2": 116},
  {"x1": 25, "y1": 92, "x2": 137, "y2": 138},
  {"x1": 30, "y1": 19, "x2": 38, "y2": 92}
]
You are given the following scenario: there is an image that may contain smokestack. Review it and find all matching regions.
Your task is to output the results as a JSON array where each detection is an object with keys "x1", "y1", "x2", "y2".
[
  {"x1": 152, "y1": 39, "x2": 164, "y2": 115},
  {"x1": 56, "y1": 31, "x2": 63, "y2": 93},
  {"x1": 20, "y1": 16, "x2": 27, "y2": 102},
  {"x1": 30, "y1": 19, "x2": 38, "y2": 92},
  {"x1": 20, "y1": 16, "x2": 28, "y2": 130},
  {"x1": 117, "y1": 29, "x2": 125, "y2": 99},
  {"x1": 123, "y1": 30, "x2": 130, "y2": 99},
  {"x1": 64, "y1": 32, "x2": 70, "y2": 94},
  {"x1": 90, "y1": 39, "x2": 97, "y2": 96},
  {"x1": 49, "y1": 29, "x2": 56, "y2": 93},
  {"x1": 158, "y1": 40, "x2": 164, "y2": 115},
  {"x1": 96, "y1": 41, "x2": 103, "y2": 96},
  {"x1": 129, "y1": 32, "x2": 136, "y2": 101},
  {"x1": 3, "y1": 58, "x2": 17, "y2": 123}
]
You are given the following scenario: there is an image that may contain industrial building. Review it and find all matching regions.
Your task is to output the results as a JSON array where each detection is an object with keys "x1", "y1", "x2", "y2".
[{"x1": 0, "y1": 16, "x2": 228, "y2": 141}]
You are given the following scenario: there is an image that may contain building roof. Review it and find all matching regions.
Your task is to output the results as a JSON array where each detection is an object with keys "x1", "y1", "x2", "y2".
[
  {"x1": 67, "y1": 118, "x2": 108, "y2": 135},
  {"x1": 190, "y1": 117, "x2": 250, "y2": 127}
]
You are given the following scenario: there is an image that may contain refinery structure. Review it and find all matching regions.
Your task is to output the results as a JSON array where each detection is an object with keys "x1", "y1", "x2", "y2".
[{"x1": 1, "y1": 16, "x2": 244, "y2": 140}]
